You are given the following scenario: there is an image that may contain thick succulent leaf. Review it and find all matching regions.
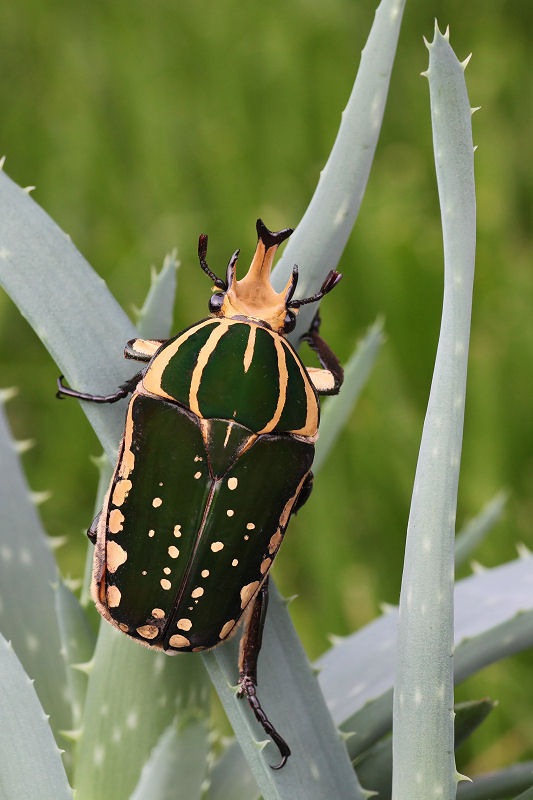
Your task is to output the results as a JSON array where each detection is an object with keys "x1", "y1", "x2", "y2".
[
  {"x1": 205, "y1": 740, "x2": 260, "y2": 800},
  {"x1": 0, "y1": 1, "x2": 407, "y2": 789},
  {"x1": 130, "y1": 718, "x2": 209, "y2": 800},
  {"x1": 454, "y1": 491, "x2": 507, "y2": 569},
  {"x1": 134, "y1": 251, "x2": 179, "y2": 339},
  {"x1": 391, "y1": 25, "x2": 477, "y2": 798},
  {"x1": 271, "y1": 0, "x2": 407, "y2": 342},
  {"x1": 317, "y1": 555, "x2": 533, "y2": 758},
  {"x1": 203, "y1": 582, "x2": 367, "y2": 800},
  {"x1": 314, "y1": 318, "x2": 384, "y2": 474},
  {"x1": 0, "y1": 396, "x2": 72, "y2": 737},
  {"x1": 514, "y1": 787, "x2": 533, "y2": 800},
  {"x1": 54, "y1": 578, "x2": 96, "y2": 727},
  {"x1": 355, "y1": 698, "x2": 495, "y2": 799},
  {"x1": 456, "y1": 762, "x2": 533, "y2": 799},
  {"x1": 0, "y1": 170, "x2": 137, "y2": 461},
  {"x1": 0, "y1": 632, "x2": 73, "y2": 799},
  {"x1": 74, "y1": 624, "x2": 210, "y2": 799}
]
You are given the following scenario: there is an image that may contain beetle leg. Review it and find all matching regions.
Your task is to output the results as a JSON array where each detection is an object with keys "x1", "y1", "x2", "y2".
[
  {"x1": 237, "y1": 578, "x2": 291, "y2": 770},
  {"x1": 301, "y1": 312, "x2": 344, "y2": 396},
  {"x1": 87, "y1": 512, "x2": 100, "y2": 545},
  {"x1": 56, "y1": 369, "x2": 144, "y2": 404},
  {"x1": 292, "y1": 470, "x2": 313, "y2": 514}
]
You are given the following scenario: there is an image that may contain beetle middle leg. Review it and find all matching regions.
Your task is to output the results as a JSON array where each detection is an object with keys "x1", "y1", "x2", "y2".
[
  {"x1": 238, "y1": 577, "x2": 291, "y2": 770},
  {"x1": 56, "y1": 369, "x2": 145, "y2": 404}
]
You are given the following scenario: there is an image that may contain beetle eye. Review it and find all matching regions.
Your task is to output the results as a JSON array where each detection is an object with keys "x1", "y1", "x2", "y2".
[
  {"x1": 208, "y1": 292, "x2": 225, "y2": 314},
  {"x1": 283, "y1": 309, "x2": 297, "y2": 333}
]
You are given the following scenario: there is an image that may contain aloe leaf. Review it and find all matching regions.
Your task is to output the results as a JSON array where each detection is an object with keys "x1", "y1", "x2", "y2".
[
  {"x1": 0, "y1": 394, "x2": 72, "y2": 737},
  {"x1": 74, "y1": 624, "x2": 210, "y2": 799},
  {"x1": 456, "y1": 762, "x2": 533, "y2": 799},
  {"x1": 454, "y1": 491, "x2": 507, "y2": 569},
  {"x1": 0, "y1": 170, "x2": 137, "y2": 461},
  {"x1": 314, "y1": 318, "x2": 384, "y2": 474},
  {"x1": 271, "y1": 0, "x2": 406, "y2": 342},
  {"x1": 134, "y1": 251, "x2": 179, "y2": 339},
  {"x1": 0, "y1": 632, "x2": 73, "y2": 799},
  {"x1": 317, "y1": 555, "x2": 533, "y2": 758},
  {"x1": 205, "y1": 740, "x2": 259, "y2": 800},
  {"x1": 203, "y1": 582, "x2": 366, "y2": 800},
  {"x1": 514, "y1": 787, "x2": 533, "y2": 800},
  {"x1": 391, "y1": 24, "x2": 477, "y2": 798},
  {"x1": 355, "y1": 698, "x2": 495, "y2": 799},
  {"x1": 130, "y1": 718, "x2": 209, "y2": 800},
  {"x1": 54, "y1": 578, "x2": 96, "y2": 727}
]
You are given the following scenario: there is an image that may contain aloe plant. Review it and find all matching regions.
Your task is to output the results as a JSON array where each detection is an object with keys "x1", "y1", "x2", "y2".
[{"x1": 0, "y1": 4, "x2": 532, "y2": 800}]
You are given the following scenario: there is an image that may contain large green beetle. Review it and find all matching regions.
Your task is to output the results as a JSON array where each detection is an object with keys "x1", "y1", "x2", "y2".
[{"x1": 57, "y1": 220, "x2": 343, "y2": 768}]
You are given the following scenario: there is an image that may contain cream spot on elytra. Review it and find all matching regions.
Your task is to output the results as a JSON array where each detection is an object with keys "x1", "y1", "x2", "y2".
[
  {"x1": 148, "y1": 529, "x2": 155, "y2": 538},
  {"x1": 219, "y1": 620, "x2": 235, "y2": 639},
  {"x1": 177, "y1": 618, "x2": 192, "y2": 631},
  {"x1": 169, "y1": 634, "x2": 190, "y2": 648},
  {"x1": 168, "y1": 546, "x2": 179, "y2": 558},
  {"x1": 108, "y1": 508, "x2": 125, "y2": 534},
  {"x1": 163, "y1": 567, "x2": 171, "y2": 575},
  {"x1": 232, "y1": 558, "x2": 238, "y2": 566},
  {"x1": 160, "y1": 579, "x2": 171, "y2": 590},
  {"x1": 211, "y1": 541, "x2": 224, "y2": 552},
  {"x1": 107, "y1": 585, "x2": 121, "y2": 607},
  {"x1": 137, "y1": 625, "x2": 158, "y2": 640},
  {"x1": 201, "y1": 569, "x2": 209, "y2": 578},
  {"x1": 240, "y1": 581, "x2": 260, "y2": 608},
  {"x1": 106, "y1": 541, "x2": 127, "y2": 572},
  {"x1": 152, "y1": 497, "x2": 163, "y2": 508},
  {"x1": 112, "y1": 479, "x2": 132, "y2": 508},
  {"x1": 152, "y1": 608, "x2": 165, "y2": 619},
  {"x1": 246, "y1": 522, "x2": 255, "y2": 530},
  {"x1": 228, "y1": 477, "x2": 238, "y2": 490},
  {"x1": 191, "y1": 587, "x2": 204, "y2": 598},
  {"x1": 194, "y1": 471, "x2": 202, "y2": 480},
  {"x1": 174, "y1": 525, "x2": 182, "y2": 537},
  {"x1": 226, "y1": 509, "x2": 234, "y2": 517}
]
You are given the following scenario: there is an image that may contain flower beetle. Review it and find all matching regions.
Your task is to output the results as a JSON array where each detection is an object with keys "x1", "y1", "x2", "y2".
[{"x1": 57, "y1": 219, "x2": 343, "y2": 768}]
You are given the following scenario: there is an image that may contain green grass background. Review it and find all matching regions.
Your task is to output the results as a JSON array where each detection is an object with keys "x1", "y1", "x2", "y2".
[{"x1": 1, "y1": 0, "x2": 532, "y2": 780}]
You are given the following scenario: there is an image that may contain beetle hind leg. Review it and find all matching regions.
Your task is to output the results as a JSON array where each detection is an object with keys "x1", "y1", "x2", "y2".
[{"x1": 237, "y1": 578, "x2": 291, "y2": 770}]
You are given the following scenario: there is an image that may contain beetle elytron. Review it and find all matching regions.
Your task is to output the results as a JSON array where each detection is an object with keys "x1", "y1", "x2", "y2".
[{"x1": 57, "y1": 220, "x2": 343, "y2": 768}]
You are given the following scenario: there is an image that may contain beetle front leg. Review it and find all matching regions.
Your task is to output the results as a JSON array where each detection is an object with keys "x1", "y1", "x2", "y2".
[
  {"x1": 237, "y1": 578, "x2": 291, "y2": 770},
  {"x1": 56, "y1": 369, "x2": 145, "y2": 404},
  {"x1": 301, "y1": 312, "x2": 344, "y2": 396}
]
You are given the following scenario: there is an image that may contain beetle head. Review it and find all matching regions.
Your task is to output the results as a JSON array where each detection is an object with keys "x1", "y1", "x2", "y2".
[
  {"x1": 208, "y1": 219, "x2": 296, "y2": 333},
  {"x1": 202, "y1": 220, "x2": 342, "y2": 334}
]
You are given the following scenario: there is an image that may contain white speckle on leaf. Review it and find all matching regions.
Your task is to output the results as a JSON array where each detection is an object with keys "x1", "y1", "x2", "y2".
[
  {"x1": 126, "y1": 710, "x2": 138, "y2": 729},
  {"x1": 93, "y1": 744, "x2": 105, "y2": 766}
]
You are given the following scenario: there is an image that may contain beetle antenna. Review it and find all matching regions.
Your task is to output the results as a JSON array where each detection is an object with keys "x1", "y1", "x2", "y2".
[
  {"x1": 198, "y1": 234, "x2": 227, "y2": 290},
  {"x1": 288, "y1": 269, "x2": 342, "y2": 308}
]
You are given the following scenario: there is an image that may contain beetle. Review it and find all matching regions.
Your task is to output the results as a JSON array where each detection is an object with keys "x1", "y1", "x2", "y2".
[{"x1": 57, "y1": 219, "x2": 343, "y2": 768}]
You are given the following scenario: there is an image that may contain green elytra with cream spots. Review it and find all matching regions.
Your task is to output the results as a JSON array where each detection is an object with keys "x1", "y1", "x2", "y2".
[{"x1": 57, "y1": 219, "x2": 344, "y2": 768}]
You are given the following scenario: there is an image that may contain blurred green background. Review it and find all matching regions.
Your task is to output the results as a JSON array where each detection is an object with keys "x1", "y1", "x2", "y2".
[{"x1": 1, "y1": 0, "x2": 532, "y2": 780}]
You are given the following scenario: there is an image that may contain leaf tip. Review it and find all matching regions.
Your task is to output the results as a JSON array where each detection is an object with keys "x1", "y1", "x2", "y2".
[{"x1": 461, "y1": 53, "x2": 473, "y2": 71}]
